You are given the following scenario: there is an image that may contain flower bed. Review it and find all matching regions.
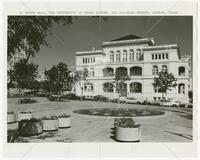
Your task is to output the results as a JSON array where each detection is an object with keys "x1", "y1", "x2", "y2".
[
  {"x1": 17, "y1": 111, "x2": 32, "y2": 121},
  {"x1": 58, "y1": 114, "x2": 71, "y2": 128},
  {"x1": 42, "y1": 116, "x2": 59, "y2": 131},
  {"x1": 18, "y1": 118, "x2": 43, "y2": 136},
  {"x1": 7, "y1": 111, "x2": 16, "y2": 124},
  {"x1": 114, "y1": 117, "x2": 141, "y2": 142}
]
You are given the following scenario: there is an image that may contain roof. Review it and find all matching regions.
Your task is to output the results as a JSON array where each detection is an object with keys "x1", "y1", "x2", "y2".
[{"x1": 111, "y1": 35, "x2": 142, "y2": 41}]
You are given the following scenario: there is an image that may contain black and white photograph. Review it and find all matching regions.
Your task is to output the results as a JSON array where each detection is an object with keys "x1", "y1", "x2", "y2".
[{"x1": 7, "y1": 16, "x2": 194, "y2": 143}]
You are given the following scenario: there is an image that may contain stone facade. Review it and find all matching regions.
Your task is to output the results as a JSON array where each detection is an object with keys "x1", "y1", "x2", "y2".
[{"x1": 75, "y1": 35, "x2": 191, "y2": 103}]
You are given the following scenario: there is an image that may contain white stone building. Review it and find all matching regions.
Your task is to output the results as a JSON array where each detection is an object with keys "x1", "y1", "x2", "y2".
[{"x1": 75, "y1": 35, "x2": 191, "y2": 103}]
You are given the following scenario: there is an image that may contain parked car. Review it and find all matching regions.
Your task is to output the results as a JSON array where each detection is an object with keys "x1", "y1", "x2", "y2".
[
  {"x1": 160, "y1": 99, "x2": 181, "y2": 107},
  {"x1": 125, "y1": 97, "x2": 144, "y2": 104}
]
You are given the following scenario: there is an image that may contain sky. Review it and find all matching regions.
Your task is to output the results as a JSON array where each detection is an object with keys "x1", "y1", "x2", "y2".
[{"x1": 33, "y1": 16, "x2": 193, "y2": 72}]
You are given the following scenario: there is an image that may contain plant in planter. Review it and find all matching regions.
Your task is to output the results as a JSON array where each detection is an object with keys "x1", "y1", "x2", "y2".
[
  {"x1": 42, "y1": 116, "x2": 59, "y2": 131},
  {"x1": 114, "y1": 117, "x2": 141, "y2": 142},
  {"x1": 18, "y1": 118, "x2": 43, "y2": 136},
  {"x1": 17, "y1": 111, "x2": 32, "y2": 121},
  {"x1": 58, "y1": 114, "x2": 71, "y2": 128},
  {"x1": 7, "y1": 111, "x2": 16, "y2": 124}
]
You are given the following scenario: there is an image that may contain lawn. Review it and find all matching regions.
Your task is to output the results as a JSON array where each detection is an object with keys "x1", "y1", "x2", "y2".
[{"x1": 7, "y1": 97, "x2": 193, "y2": 142}]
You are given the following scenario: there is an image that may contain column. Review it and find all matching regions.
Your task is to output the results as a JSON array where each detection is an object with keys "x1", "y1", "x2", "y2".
[{"x1": 127, "y1": 67, "x2": 130, "y2": 76}]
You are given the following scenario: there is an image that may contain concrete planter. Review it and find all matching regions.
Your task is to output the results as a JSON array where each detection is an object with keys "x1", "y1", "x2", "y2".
[
  {"x1": 58, "y1": 117, "x2": 71, "y2": 128},
  {"x1": 18, "y1": 119, "x2": 43, "y2": 136},
  {"x1": 115, "y1": 126, "x2": 141, "y2": 142},
  {"x1": 7, "y1": 113, "x2": 16, "y2": 124},
  {"x1": 17, "y1": 113, "x2": 32, "y2": 121},
  {"x1": 42, "y1": 119, "x2": 59, "y2": 131}
]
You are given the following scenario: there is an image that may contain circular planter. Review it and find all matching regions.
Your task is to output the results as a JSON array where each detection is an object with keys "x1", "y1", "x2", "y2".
[
  {"x1": 58, "y1": 117, "x2": 71, "y2": 128},
  {"x1": 18, "y1": 119, "x2": 43, "y2": 136},
  {"x1": 115, "y1": 126, "x2": 141, "y2": 142},
  {"x1": 42, "y1": 119, "x2": 59, "y2": 131},
  {"x1": 7, "y1": 113, "x2": 16, "y2": 124},
  {"x1": 17, "y1": 113, "x2": 32, "y2": 121}
]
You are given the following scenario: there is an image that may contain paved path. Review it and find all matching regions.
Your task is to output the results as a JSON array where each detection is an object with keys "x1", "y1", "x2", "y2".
[{"x1": 7, "y1": 97, "x2": 193, "y2": 142}]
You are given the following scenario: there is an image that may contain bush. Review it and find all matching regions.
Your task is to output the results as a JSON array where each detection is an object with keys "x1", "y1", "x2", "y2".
[
  {"x1": 114, "y1": 117, "x2": 140, "y2": 128},
  {"x1": 19, "y1": 98, "x2": 37, "y2": 104},
  {"x1": 61, "y1": 93, "x2": 80, "y2": 100},
  {"x1": 42, "y1": 116, "x2": 58, "y2": 120},
  {"x1": 58, "y1": 114, "x2": 70, "y2": 118},
  {"x1": 93, "y1": 95, "x2": 108, "y2": 102}
]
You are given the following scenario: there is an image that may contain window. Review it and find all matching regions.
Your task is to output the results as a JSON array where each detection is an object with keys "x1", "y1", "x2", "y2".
[
  {"x1": 159, "y1": 54, "x2": 161, "y2": 59},
  {"x1": 130, "y1": 82, "x2": 142, "y2": 93},
  {"x1": 161, "y1": 65, "x2": 168, "y2": 72},
  {"x1": 116, "y1": 82, "x2": 127, "y2": 96},
  {"x1": 110, "y1": 51, "x2": 114, "y2": 62},
  {"x1": 103, "y1": 82, "x2": 114, "y2": 93},
  {"x1": 178, "y1": 83, "x2": 185, "y2": 94},
  {"x1": 116, "y1": 51, "x2": 121, "y2": 62},
  {"x1": 84, "y1": 83, "x2": 94, "y2": 92},
  {"x1": 89, "y1": 68, "x2": 95, "y2": 77},
  {"x1": 154, "y1": 86, "x2": 162, "y2": 93},
  {"x1": 162, "y1": 54, "x2": 165, "y2": 59},
  {"x1": 166, "y1": 53, "x2": 169, "y2": 59},
  {"x1": 135, "y1": 49, "x2": 143, "y2": 61},
  {"x1": 152, "y1": 54, "x2": 154, "y2": 60},
  {"x1": 82, "y1": 58, "x2": 85, "y2": 64},
  {"x1": 152, "y1": 65, "x2": 158, "y2": 75},
  {"x1": 155, "y1": 54, "x2": 158, "y2": 59},
  {"x1": 130, "y1": 66, "x2": 142, "y2": 76},
  {"x1": 179, "y1": 66, "x2": 185, "y2": 76},
  {"x1": 129, "y1": 50, "x2": 134, "y2": 61},
  {"x1": 93, "y1": 58, "x2": 95, "y2": 63},
  {"x1": 122, "y1": 50, "x2": 127, "y2": 62},
  {"x1": 103, "y1": 67, "x2": 114, "y2": 77}
]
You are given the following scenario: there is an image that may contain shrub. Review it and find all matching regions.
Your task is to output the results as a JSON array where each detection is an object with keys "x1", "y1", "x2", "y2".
[
  {"x1": 20, "y1": 118, "x2": 41, "y2": 122},
  {"x1": 42, "y1": 116, "x2": 58, "y2": 120},
  {"x1": 7, "y1": 111, "x2": 14, "y2": 114},
  {"x1": 20, "y1": 111, "x2": 32, "y2": 114},
  {"x1": 58, "y1": 114, "x2": 70, "y2": 118},
  {"x1": 61, "y1": 93, "x2": 80, "y2": 100},
  {"x1": 114, "y1": 117, "x2": 140, "y2": 128},
  {"x1": 19, "y1": 98, "x2": 37, "y2": 104},
  {"x1": 93, "y1": 95, "x2": 108, "y2": 102}
]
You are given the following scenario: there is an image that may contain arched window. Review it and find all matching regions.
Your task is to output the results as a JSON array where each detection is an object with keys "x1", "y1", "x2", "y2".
[
  {"x1": 130, "y1": 82, "x2": 142, "y2": 93},
  {"x1": 178, "y1": 83, "x2": 185, "y2": 94},
  {"x1": 116, "y1": 50, "x2": 121, "y2": 62},
  {"x1": 152, "y1": 65, "x2": 158, "y2": 75},
  {"x1": 129, "y1": 49, "x2": 134, "y2": 62},
  {"x1": 103, "y1": 82, "x2": 114, "y2": 93},
  {"x1": 103, "y1": 67, "x2": 114, "y2": 77},
  {"x1": 179, "y1": 66, "x2": 185, "y2": 76},
  {"x1": 110, "y1": 51, "x2": 114, "y2": 62},
  {"x1": 130, "y1": 66, "x2": 142, "y2": 76},
  {"x1": 116, "y1": 67, "x2": 127, "y2": 76},
  {"x1": 89, "y1": 68, "x2": 95, "y2": 77},
  {"x1": 136, "y1": 49, "x2": 143, "y2": 61},
  {"x1": 161, "y1": 65, "x2": 168, "y2": 72},
  {"x1": 122, "y1": 50, "x2": 127, "y2": 62},
  {"x1": 83, "y1": 68, "x2": 88, "y2": 77},
  {"x1": 84, "y1": 83, "x2": 94, "y2": 92}
]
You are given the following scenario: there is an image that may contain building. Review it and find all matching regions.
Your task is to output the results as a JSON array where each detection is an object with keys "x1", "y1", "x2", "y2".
[
  {"x1": 75, "y1": 35, "x2": 191, "y2": 103},
  {"x1": 36, "y1": 71, "x2": 46, "y2": 82}
]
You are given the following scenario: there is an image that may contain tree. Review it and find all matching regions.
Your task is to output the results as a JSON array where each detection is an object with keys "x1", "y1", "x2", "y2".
[
  {"x1": 114, "y1": 69, "x2": 131, "y2": 101},
  {"x1": 11, "y1": 58, "x2": 38, "y2": 99},
  {"x1": 8, "y1": 16, "x2": 108, "y2": 62},
  {"x1": 153, "y1": 71, "x2": 177, "y2": 101},
  {"x1": 8, "y1": 16, "x2": 73, "y2": 62},
  {"x1": 45, "y1": 62, "x2": 71, "y2": 101},
  {"x1": 74, "y1": 69, "x2": 88, "y2": 100}
]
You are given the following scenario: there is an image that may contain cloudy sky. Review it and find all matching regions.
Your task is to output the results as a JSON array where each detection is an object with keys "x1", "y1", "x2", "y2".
[{"x1": 32, "y1": 16, "x2": 192, "y2": 71}]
